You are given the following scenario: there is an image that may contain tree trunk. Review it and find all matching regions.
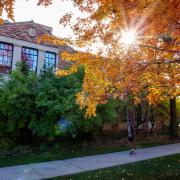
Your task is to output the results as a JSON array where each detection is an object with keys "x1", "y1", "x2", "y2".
[
  {"x1": 149, "y1": 106, "x2": 155, "y2": 133},
  {"x1": 169, "y1": 97, "x2": 178, "y2": 138}
]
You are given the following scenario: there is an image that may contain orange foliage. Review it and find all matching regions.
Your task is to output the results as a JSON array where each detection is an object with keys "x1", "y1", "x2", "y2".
[
  {"x1": 58, "y1": 0, "x2": 180, "y2": 117},
  {"x1": 0, "y1": 0, "x2": 52, "y2": 22},
  {"x1": 1, "y1": 0, "x2": 180, "y2": 117}
]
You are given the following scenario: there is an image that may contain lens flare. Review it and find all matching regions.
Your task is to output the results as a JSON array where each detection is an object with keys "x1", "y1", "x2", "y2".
[{"x1": 120, "y1": 30, "x2": 137, "y2": 46}]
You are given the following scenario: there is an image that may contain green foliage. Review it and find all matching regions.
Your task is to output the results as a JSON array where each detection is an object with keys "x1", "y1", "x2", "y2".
[
  {"x1": 0, "y1": 62, "x2": 121, "y2": 143},
  {"x1": 154, "y1": 99, "x2": 180, "y2": 127},
  {"x1": 0, "y1": 66, "x2": 37, "y2": 143},
  {"x1": 29, "y1": 67, "x2": 84, "y2": 138},
  {"x1": 153, "y1": 101, "x2": 169, "y2": 125}
]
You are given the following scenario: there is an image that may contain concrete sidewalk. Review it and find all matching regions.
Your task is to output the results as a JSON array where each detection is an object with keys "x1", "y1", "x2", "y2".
[{"x1": 0, "y1": 143, "x2": 179, "y2": 180}]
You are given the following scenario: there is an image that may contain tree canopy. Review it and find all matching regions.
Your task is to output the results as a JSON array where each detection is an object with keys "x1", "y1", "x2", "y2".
[{"x1": 1, "y1": 0, "x2": 180, "y2": 117}]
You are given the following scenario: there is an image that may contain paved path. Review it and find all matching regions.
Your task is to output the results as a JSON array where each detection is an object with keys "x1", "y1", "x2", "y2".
[{"x1": 0, "y1": 143, "x2": 179, "y2": 180}]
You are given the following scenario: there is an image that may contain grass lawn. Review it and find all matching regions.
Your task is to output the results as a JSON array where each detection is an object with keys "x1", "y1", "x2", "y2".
[
  {"x1": 0, "y1": 143, "x2": 133, "y2": 168},
  {"x1": 0, "y1": 140, "x2": 178, "y2": 168},
  {"x1": 0, "y1": 146, "x2": 125, "y2": 168},
  {"x1": 51, "y1": 153, "x2": 180, "y2": 180}
]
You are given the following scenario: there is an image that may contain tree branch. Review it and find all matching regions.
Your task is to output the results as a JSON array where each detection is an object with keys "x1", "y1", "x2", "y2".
[
  {"x1": 138, "y1": 44, "x2": 180, "y2": 53},
  {"x1": 140, "y1": 59, "x2": 180, "y2": 65}
]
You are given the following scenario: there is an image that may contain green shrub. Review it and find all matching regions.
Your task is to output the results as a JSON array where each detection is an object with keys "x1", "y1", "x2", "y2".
[{"x1": 0, "y1": 62, "x2": 121, "y2": 144}]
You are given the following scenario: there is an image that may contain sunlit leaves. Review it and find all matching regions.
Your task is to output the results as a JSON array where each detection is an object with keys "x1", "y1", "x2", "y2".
[
  {"x1": 0, "y1": 0, "x2": 53, "y2": 22},
  {"x1": 0, "y1": 0, "x2": 15, "y2": 22},
  {"x1": 37, "y1": 34, "x2": 66, "y2": 46},
  {"x1": 1, "y1": 0, "x2": 179, "y2": 117},
  {"x1": 32, "y1": 0, "x2": 180, "y2": 117}
]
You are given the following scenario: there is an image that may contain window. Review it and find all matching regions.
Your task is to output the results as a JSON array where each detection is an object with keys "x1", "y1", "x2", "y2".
[
  {"x1": 0, "y1": 42, "x2": 13, "y2": 73},
  {"x1": 21, "y1": 47, "x2": 38, "y2": 71},
  {"x1": 45, "y1": 52, "x2": 56, "y2": 69}
]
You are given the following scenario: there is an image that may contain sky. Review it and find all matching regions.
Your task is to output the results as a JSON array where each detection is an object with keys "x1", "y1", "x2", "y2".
[
  {"x1": 2, "y1": 0, "x2": 104, "y2": 53},
  {"x1": 3, "y1": 0, "x2": 81, "y2": 38}
]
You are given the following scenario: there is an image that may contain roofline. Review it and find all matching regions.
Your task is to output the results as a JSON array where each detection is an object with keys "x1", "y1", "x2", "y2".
[
  {"x1": 1, "y1": 20, "x2": 52, "y2": 30},
  {"x1": 0, "y1": 20, "x2": 75, "y2": 51},
  {"x1": 0, "y1": 34, "x2": 59, "y2": 49}
]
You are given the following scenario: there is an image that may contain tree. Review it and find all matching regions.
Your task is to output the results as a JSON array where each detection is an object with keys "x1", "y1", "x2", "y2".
[
  {"x1": 58, "y1": 0, "x2": 180, "y2": 138},
  {"x1": 34, "y1": 67, "x2": 120, "y2": 139},
  {"x1": 170, "y1": 97, "x2": 178, "y2": 138},
  {"x1": 59, "y1": 0, "x2": 179, "y2": 113},
  {"x1": 1, "y1": 0, "x2": 179, "y2": 137}
]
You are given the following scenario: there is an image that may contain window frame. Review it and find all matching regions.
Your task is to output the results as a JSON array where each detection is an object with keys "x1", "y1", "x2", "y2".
[
  {"x1": 0, "y1": 41, "x2": 13, "y2": 73},
  {"x1": 44, "y1": 51, "x2": 56, "y2": 69},
  {"x1": 21, "y1": 46, "x2": 38, "y2": 72}
]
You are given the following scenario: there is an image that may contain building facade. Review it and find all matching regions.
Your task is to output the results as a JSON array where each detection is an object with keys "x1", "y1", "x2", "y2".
[{"x1": 0, "y1": 20, "x2": 73, "y2": 74}]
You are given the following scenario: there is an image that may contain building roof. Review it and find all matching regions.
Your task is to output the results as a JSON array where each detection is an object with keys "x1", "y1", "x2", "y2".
[{"x1": 0, "y1": 20, "x2": 74, "y2": 52}]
